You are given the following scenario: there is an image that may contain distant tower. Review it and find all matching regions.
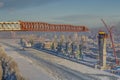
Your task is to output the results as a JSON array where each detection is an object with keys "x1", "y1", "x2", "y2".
[{"x1": 98, "y1": 31, "x2": 108, "y2": 70}]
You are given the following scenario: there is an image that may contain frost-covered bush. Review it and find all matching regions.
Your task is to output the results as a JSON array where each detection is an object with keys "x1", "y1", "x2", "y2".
[
  {"x1": 0, "y1": 46, "x2": 25, "y2": 80},
  {"x1": 0, "y1": 61, "x2": 3, "y2": 80}
]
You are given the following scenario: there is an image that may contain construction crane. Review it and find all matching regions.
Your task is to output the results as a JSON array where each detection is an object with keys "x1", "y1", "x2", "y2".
[
  {"x1": 101, "y1": 19, "x2": 119, "y2": 65},
  {"x1": 0, "y1": 21, "x2": 89, "y2": 52},
  {"x1": 0, "y1": 21, "x2": 89, "y2": 32}
]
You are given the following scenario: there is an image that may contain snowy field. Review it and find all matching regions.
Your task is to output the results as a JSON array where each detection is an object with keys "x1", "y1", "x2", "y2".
[{"x1": 0, "y1": 39, "x2": 120, "y2": 80}]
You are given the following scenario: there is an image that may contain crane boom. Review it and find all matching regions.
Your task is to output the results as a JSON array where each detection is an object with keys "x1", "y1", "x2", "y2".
[
  {"x1": 0, "y1": 21, "x2": 89, "y2": 32},
  {"x1": 20, "y1": 21, "x2": 89, "y2": 32},
  {"x1": 101, "y1": 19, "x2": 110, "y2": 32}
]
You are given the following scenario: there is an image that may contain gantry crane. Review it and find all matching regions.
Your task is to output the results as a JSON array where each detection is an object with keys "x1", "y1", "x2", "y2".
[
  {"x1": 101, "y1": 19, "x2": 119, "y2": 65},
  {"x1": 0, "y1": 21, "x2": 89, "y2": 32}
]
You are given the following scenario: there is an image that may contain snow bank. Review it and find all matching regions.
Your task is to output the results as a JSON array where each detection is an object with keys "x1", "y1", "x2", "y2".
[{"x1": 0, "y1": 46, "x2": 25, "y2": 80}]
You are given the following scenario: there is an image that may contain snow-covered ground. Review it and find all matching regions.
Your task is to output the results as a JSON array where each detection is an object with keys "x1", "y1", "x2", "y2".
[
  {"x1": 0, "y1": 39, "x2": 120, "y2": 80},
  {"x1": 0, "y1": 41, "x2": 54, "y2": 80}
]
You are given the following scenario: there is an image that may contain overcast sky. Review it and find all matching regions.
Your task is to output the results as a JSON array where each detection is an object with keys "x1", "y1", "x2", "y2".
[{"x1": 0, "y1": 0, "x2": 120, "y2": 27}]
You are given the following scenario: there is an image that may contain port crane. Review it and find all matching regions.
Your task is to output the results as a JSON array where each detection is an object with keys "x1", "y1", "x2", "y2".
[{"x1": 101, "y1": 19, "x2": 119, "y2": 65}]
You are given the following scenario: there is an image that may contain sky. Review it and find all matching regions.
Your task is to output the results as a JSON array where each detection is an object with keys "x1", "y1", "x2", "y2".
[{"x1": 0, "y1": 0, "x2": 120, "y2": 27}]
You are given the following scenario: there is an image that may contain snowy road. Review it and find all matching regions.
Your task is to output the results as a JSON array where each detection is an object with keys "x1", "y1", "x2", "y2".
[
  {"x1": 0, "y1": 42, "x2": 54, "y2": 80},
  {"x1": 0, "y1": 39, "x2": 120, "y2": 80}
]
